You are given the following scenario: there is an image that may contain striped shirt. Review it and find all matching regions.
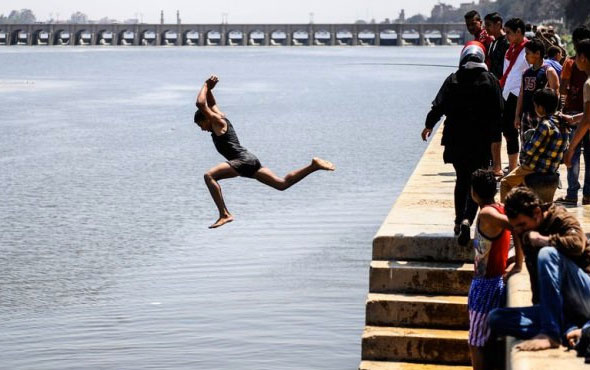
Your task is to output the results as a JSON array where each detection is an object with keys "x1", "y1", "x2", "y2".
[{"x1": 520, "y1": 116, "x2": 566, "y2": 173}]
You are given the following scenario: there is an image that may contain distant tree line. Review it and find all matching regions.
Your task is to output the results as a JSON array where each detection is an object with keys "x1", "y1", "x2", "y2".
[
  {"x1": 426, "y1": 0, "x2": 589, "y2": 29},
  {"x1": 0, "y1": 9, "x2": 130, "y2": 24}
]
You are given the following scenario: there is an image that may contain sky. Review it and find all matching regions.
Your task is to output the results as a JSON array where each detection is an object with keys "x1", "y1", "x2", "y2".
[{"x1": 1, "y1": 0, "x2": 470, "y2": 23}]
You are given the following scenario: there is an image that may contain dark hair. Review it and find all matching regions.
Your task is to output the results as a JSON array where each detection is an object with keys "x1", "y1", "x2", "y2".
[
  {"x1": 525, "y1": 23, "x2": 533, "y2": 32},
  {"x1": 572, "y1": 25, "x2": 590, "y2": 44},
  {"x1": 471, "y1": 169, "x2": 497, "y2": 200},
  {"x1": 505, "y1": 18, "x2": 526, "y2": 35},
  {"x1": 533, "y1": 88, "x2": 559, "y2": 115},
  {"x1": 464, "y1": 10, "x2": 481, "y2": 21},
  {"x1": 504, "y1": 187, "x2": 541, "y2": 219},
  {"x1": 484, "y1": 12, "x2": 503, "y2": 24},
  {"x1": 194, "y1": 109, "x2": 206, "y2": 123},
  {"x1": 576, "y1": 39, "x2": 590, "y2": 60},
  {"x1": 525, "y1": 38, "x2": 546, "y2": 58},
  {"x1": 547, "y1": 46, "x2": 562, "y2": 58}
]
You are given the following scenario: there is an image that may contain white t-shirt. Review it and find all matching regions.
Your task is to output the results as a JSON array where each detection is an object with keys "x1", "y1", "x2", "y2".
[
  {"x1": 502, "y1": 48, "x2": 529, "y2": 100},
  {"x1": 584, "y1": 78, "x2": 590, "y2": 104}
]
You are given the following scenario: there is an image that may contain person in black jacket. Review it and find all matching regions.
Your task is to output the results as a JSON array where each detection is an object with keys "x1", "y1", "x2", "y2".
[{"x1": 421, "y1": 41, "x2": 504, "y2": 243}]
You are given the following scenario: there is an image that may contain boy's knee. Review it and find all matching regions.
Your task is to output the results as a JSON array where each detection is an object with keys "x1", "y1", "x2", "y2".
[
  {"x1": 488, "y1": 308, "x2": 502, "y2": 330},
  {"x1": 204, "y1": 173, "x2": 213, "y2": 182},
  {"x1": 538, "y1": 246, "x2": 559, "y2": 264}
]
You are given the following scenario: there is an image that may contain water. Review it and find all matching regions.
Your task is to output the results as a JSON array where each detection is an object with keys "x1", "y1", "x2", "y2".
[{"x1": 0, "y1": 46, "x2": 459, "y2": 369}]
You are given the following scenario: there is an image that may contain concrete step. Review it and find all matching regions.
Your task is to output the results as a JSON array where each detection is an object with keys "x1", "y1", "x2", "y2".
[
  {"x1": 366, "y1": 293, "x2": 468, "y2": 329},
  {"x1": 369, "y1": 261, "x2": 473, "y2": 295},
  {"x1": 359, "y1": 361, "x2": 472, "y2": 370},
  {"x1": 373, "y1": 234, "x2": 473, "y2": 263},
  {"x1": 362, "y1": 326, "x2": 470, "y2": 365}
]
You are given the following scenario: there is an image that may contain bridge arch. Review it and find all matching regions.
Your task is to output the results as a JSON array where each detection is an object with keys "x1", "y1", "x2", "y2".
[
  {"x1": 205, "y1": 30, "x2": 221, "y2": 46},
  {"x1": 117, "y1": 29, "x2": 135, "y2": 45},
  {"x1": 184, "y1": 29, "x2": 199, "y2": 45},
  {"x1": 270, "y1": 29, "x2": 287, "y2": 46},
  {"x1": 139, "y1": 29, "x2": 157, "y2": 45},
  {"x1": 75, "y1": 29, "x2": 93, "y2": 45},
  {"x1": 247, "y1": 29, "x2": 266, "y2": 46},
  {"x1": 226, "y1": 29, "x2": 243, "y2": 46},
  {"x1": 53, "y1": 29, "x2": 71, "y2": 45},
  {"x1": 358, "y1": 29, "x2": 376, "y2": 46},
  {"x1": 313, "y1": 29, "x2": 331, "y2": 45},
  {"x1": 9, "y1": 28, "x2": 26, "y2": 45},
  {"x1": 32, "y1": 28, "x2": 50, "y2": 45},
  {"x1": 291, "y1": 29, "x2": 308, "y2": 46},
  {"x1": 379, "y1": 29, "x2": 397, "y2": 46},
  {"x1": 97, "y1": 29, "x2": 114, "y2": 45},
  {"x1": 401, "y1": 28, "x2": 420, "y2": 45},
  {"x1": 335, "y1": 29, "x2": 353, "y2": 45},
  {"x1": 423, "y1": 29, "x2": 441, "y2": 46},
  {"x1": 161, "y1": 29, "x2": 178, "y2": 46}
]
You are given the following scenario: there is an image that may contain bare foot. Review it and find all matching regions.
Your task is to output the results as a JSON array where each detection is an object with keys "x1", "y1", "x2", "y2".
[
  {"x1": 209, "y1": 215, "x2": 234, "y2": 229},
  {"x1": 567, "y1": 328, "x2": 582, "y2": 348},
  {"x1": 515, "y1": 334, "x2": 560, "y2": 351},
  {"x1": 312, "y1": 157, "x2": 335, "y2": 171}
]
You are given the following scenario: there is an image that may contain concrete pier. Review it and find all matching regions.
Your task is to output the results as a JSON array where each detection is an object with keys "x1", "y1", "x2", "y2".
[
  {"x1": 360, "y1": 127, "x2": 590, "y2": 369},
  {"x1": 0, "y1": 23, "x2": 467, "y2": 47}
]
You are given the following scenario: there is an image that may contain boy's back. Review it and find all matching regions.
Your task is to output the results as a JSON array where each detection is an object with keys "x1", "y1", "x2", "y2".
[{"x1": 520, "y1": 116, "x2": 567, "y2": 173}]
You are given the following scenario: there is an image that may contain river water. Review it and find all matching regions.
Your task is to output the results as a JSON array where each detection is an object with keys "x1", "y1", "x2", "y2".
[{"x1": 0, "y1": 46, "x2": 459, "y2": 369}]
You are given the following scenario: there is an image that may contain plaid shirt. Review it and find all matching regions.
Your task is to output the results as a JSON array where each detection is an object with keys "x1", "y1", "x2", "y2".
[{"x1": 520, "y1": 116, "x2": 566, "y2": 173}]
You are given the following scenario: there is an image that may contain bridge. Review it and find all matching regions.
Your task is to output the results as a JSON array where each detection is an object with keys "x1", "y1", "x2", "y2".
[{"x1": 0, "y1": 23, "x2": 468, "y2": 46}]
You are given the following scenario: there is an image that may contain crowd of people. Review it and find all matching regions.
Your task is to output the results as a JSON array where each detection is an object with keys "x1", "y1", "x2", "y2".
[{"x1": 421, "y1": 10, "x2": 590, "y2": 370}]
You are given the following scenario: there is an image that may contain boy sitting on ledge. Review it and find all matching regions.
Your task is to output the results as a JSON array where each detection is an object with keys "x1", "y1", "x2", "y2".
[{"x1": 500, "y1": 88, "x2": 566, "y2": 202}]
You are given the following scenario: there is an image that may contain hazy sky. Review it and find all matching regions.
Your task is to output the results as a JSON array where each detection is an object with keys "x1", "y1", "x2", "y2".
[{"x1": 1, "y1": 0, "x2": 469, "y2": 23}]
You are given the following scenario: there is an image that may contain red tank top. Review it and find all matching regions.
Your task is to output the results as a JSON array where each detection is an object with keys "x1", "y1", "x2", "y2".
[{"x1": 473, "y1": 204, "x2": 512, "y2": 278}]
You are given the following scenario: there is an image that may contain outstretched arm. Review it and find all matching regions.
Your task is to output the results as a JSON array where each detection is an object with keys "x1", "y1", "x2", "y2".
[{"x1": 196, "y1": 76, "x2": 226, "y2": 132}]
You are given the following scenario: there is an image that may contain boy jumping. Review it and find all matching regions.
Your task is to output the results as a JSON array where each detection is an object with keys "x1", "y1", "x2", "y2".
[{"x1": 194, "y1": 76, "x2": 335, "y2": 229}]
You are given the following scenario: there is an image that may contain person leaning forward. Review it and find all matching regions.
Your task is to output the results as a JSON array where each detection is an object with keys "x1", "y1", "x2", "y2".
[{"x1": 488, "y1": 187, "x2": 590, "y2": 351}]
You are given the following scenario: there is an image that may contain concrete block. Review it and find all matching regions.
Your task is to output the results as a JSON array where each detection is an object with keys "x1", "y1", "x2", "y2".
[
  {"x1": 362, "y1": 326, "x2": 470, "y2": 364},
  {"x1": 359, "y1": 361, "x2": 471, "y2": 370},
  {"x1": 369, "y1": 261, "x2": 473, "y2": 295},
  {"x1": 366, "y1": 293, "x2": 468, "y2": 329},
  {"x1": 373, "y1": 234, "x2": 474, "y2": 262}
]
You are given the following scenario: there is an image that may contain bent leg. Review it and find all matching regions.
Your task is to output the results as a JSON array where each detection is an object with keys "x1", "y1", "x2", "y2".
[
  {"x1": 500, "y1": 167, "x2": 532, "y2": 202},
  {"x1": 204, "y1": 162, "x2": 239, "y2": 228},
  {"x1": 254, "y1": 157, "x2": 334, "y2": 191},
  {"x1": 488, "y1": 306, "x2": 543, "y2": 340}
]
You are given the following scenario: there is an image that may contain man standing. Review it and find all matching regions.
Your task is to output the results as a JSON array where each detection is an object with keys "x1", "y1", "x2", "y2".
[
  {"x1": 421, "y1": 42, "x2": 503, "y2": 244},
  {"x1": 484, "y1": 12, "x2": 511, "y2": 177},
  {"x1": 489, "y1": 187, "x2": 590, "y2": 351},
  {"x1": 557, "y1": 27, "x2": 590, "y2": 205},
  {"x1": 484, "y1": 12, "x2": 509, "y2": 80},
  {"x1": 465, "y1": 10, "x2": 494, "y2": 58},
  {"x1": 499, "y1": 18, "x2": 530, "y2": 173}
]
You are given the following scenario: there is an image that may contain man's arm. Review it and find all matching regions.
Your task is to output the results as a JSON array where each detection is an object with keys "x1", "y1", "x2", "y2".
[
  {"x1": 206, "y1": 89, "x2": 223, "y2": 115},
  {"x1": 526, "y1": 212, "x2": 586, "y2": 257},
  {"x1": 196, "y1": 77, "x2": 226, "y2": 131},
  {"x1": 422, "y1": 74, "x2": 452, "y2": 141},
  {"x1": 564, "y1": 101, "x2": 590, "y2": 167},
  {"x1": 546, "y1": 67, "x2": 560, "y2": 96}
]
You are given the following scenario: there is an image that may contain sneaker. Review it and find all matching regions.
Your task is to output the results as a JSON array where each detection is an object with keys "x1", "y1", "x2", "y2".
[
  {"x1": 457, "y1": 220, "x2": 471, "y2": 246},
  {"x1": 584, "y1": 196, "x2": 590, "y2": 205},
  {"x1": 555, "y1": 196, "x2": 578, "y2": 205}
]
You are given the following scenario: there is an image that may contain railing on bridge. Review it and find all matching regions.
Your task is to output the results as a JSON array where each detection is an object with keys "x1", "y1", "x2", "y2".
[{"x1": 0, "y1": 23, "x2": 468, "y2": 46}]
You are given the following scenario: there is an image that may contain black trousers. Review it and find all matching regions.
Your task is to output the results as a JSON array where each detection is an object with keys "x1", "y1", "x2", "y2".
[
  {"x1": 452, "y1": 158, "x2": 488, "y2": 225},
  {"x1": 502, "y1": 93, "x2": 520, "y2": 155}
]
